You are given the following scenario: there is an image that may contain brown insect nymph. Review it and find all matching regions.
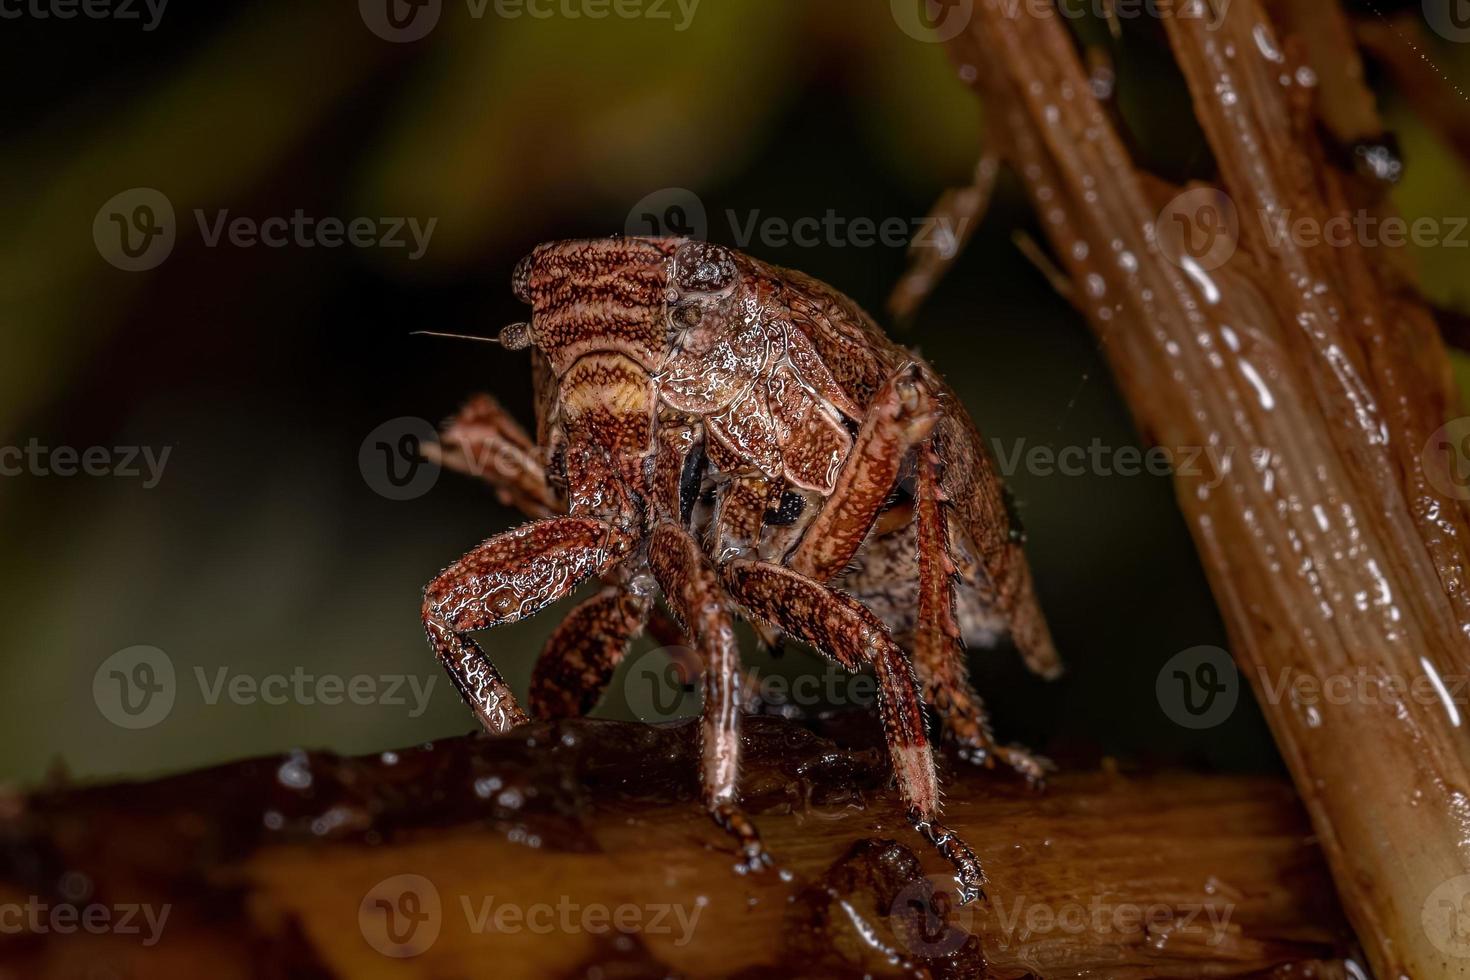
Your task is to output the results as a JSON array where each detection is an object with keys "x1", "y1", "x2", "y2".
[{"x1": 420, "y1": 237, "x2": 1060, "y2": 901}]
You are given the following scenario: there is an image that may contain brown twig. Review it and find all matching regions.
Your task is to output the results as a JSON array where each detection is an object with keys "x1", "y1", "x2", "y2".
[
  {"x1": 921, "y1": 1, "x2": 1470, "y2": 975},
  {"x1": 0, "y1": 717, "x2": 1348, "y2": 978}
]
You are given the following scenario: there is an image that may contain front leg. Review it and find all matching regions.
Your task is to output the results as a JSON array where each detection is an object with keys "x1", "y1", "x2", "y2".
[
  {"x1": 423, "y1": 517, "x2": 636, "y2": 733},
  {"x1": 647, "y1": 521, "x2": 768, "y2": 872}
]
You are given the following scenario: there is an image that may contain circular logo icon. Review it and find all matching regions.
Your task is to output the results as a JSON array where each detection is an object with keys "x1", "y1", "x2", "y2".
[
  {"x1": 1155, "y1": 188, "x2": 1239, "y2": 271},
  {"x1": 360, "y1": 874, "x2": 442, "y2": 957},
  {"x1": 1156, "y1": 645, "x2": 1238, "y2": 730},
  {"x1": 891, "y1": 0, "x2": 974, "y2": 42},
  {"x1": 1425, "y1": 0, "x2": 1470, "y2": 43},
  {"x1": 93, "y1": 646, "x2": 176, "y2": 730},
  {"x1": 1424, "y1": 874, "x2": 1470, "y2": 959},
  {"x1": 623, "y1": 646, "x2": 703, "y2": 722},
  {"x1": 94, "y1": 188, "x2": 175, "y2": 272},
  {"x1": 625, "y1": 188, "x2": 708, "y2": 241},
  {"x1": 360, "y1": 417, "x2": 440, "y2": 501},
  {"x1": 888, "y1": 872, "x2": 976, "y2": 958},
  {"x1": 360, "y1": 0, "x2": 442, "y2": 42},
  {"x1": 1424, "y1": 418, "x2": 1470, "y2": 501}
]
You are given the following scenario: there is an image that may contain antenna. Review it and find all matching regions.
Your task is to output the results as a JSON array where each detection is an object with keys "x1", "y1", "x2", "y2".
[{"x1": 410, "y1": 330, "x2": 502, "y2": 345}]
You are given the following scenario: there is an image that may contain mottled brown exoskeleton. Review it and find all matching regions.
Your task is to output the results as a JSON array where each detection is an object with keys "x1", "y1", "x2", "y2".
[{"x1": 420, "y1": 237, "x2": 1060, "y2": 901}]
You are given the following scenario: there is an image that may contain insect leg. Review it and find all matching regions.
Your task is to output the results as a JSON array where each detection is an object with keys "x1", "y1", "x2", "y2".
[
  {"x1": 647, "y1": 522, "x2": 768, "y2": 872},
  {"x1": 931, "y1": 411, "x2": 1062, "y2": 679},
  {"x1": 786, "y1": 363, "x2": 937, "y2": 583},
  {"x1": 424, "y1": 393, "x2": 562, "y2": 519},
  {"x1": 914, "y1": 442, "x2": 1050, "y2": 786},
  {"x1": 720, "y1": 558, "x2": 985, "y2": 901},
  {"x1": 423, "y1": 517, "x2": 637, "y2": 733},
  {"x1": 528, "y1": 584, "x2": 652, "y2": 719}
]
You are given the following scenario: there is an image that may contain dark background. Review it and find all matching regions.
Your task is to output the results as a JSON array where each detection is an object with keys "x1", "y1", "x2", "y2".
[{"x1": 2, "y1": 0, "x2": 1467, "y2": 783}]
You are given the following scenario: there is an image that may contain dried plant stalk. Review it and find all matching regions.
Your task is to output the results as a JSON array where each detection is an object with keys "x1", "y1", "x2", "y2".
[
  {"x1": 928, "y1": 0, "x2": 1470, "y2": 975},
  {"x1": 0, "y1": 718, "x2": 1347, "y2": 978}
]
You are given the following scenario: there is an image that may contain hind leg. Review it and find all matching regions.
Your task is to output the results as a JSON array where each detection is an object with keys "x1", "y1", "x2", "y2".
[{"x1": 914, "y1": 444, "x2": 1050, "y2": 786}]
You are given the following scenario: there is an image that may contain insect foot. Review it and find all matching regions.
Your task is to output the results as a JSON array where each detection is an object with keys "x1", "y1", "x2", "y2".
[{"x1": 910, "y1": 809, "x2": 987, "y2": 906}]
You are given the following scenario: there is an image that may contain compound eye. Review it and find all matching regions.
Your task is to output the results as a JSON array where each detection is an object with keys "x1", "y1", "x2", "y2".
[
  {"x1": 673, "y1": 242, "x2": 736, "y2": 292},
  {"x1": 671, "y1": 301, "x2": 704, "y2": 330},
  {"x1": 511, "y1": 253, "x2": 534, "y2": 305}
]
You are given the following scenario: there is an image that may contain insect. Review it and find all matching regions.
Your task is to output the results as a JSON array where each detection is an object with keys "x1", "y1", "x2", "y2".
[{"x1": 420, "y1": 237, "x2": 1060, "y2": 901}]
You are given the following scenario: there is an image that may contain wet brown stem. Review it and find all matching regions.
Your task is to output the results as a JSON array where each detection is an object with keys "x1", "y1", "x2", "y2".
[
  {"x1": 920, "y1": 0, "x2": 1470, "y2": 975},
  {"x1": 0, "y1": 717, "x2": 1348, "y2": 978}
]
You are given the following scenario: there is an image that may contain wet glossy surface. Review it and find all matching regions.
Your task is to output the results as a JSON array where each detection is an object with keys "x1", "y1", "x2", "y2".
[{"x1": 0, "y1": 717, "x2": 1349, "y2": 978}]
